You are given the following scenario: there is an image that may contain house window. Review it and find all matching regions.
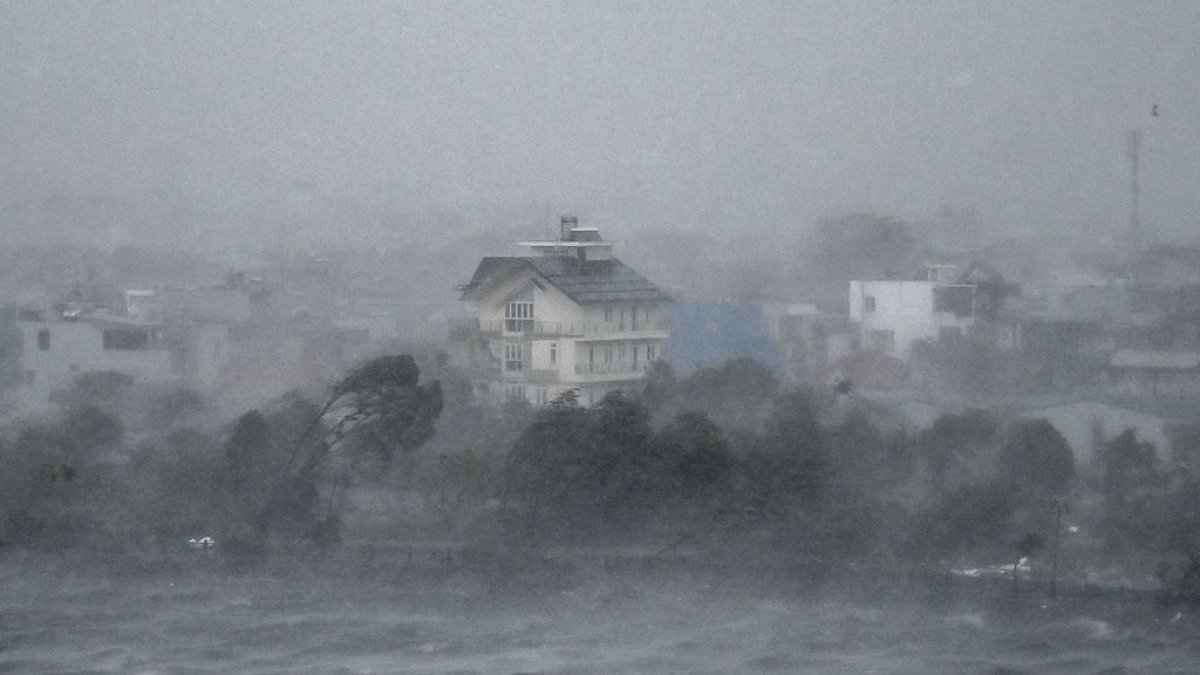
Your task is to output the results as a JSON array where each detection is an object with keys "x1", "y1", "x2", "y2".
[
  {"x1": 647, "y1": 344, "x2": 656, "y2": 361},
  {"x1": 869, "y1": 329, "x2": 895, "y2": 352},
  {"x1": 618, "y1": 307, "x2": 625, "y2": 331},
  {"x1": 504, "y1": 342, "x2": 523, "y2": 371},
  {"x1": 37, "y1": 329, "x2": 50, "y2": 351},
  {"x1": 605, "y1": 346, "x2": 613, "y2": 367},
  {"x1": 632, "y1": 345, "x2": 639, "y2": 370},
  {"x1": 103, "y1": 329, "x2": 150, "y2": 350},
  {"x1": 939, "y1": 326, "x2": 963, "y2": 342},
  {"x1": 589, "y1": 347, "x2": 595, "y2": 373},
  {"x1": 535, "y1": 388, "x2": 548, "y2": 406},
  {"x1": 631, "y1": 305, "x2": 640, "y2": 330},
  {"x1": 604, "y1": 307, "x2": 613, "y2": 323},
  {"x1": 549, "y1": 342, "x2": 557, "y2": 365},
  {"x1": 505, "y1": 300, "x2": 534, "y2": 332},
  {"x1": 505, "y1": 384, "x2": 526, "y2": 401},
  {"x1": 864, "y1": 296, "x2": 877, "y2": 313}
]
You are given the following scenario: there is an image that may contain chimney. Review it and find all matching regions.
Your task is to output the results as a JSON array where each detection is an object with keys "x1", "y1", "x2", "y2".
[{"x1": 560, "y1": 215, "x2": 577, "y2": 241}]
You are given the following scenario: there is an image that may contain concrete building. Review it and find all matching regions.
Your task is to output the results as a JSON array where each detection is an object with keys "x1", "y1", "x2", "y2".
[
  {"x1": 454, "y1": 217, "x2": 671, "y2": 406},
  {"x1": 849, "y1": 261, "x2": 1014, "y2": 358},
  {"x1": 8, "y1": 307, "x2": 229, "y2": 413},
  {"x1": 760, "y1": 301, "x2": 857, "y2": 384},
  {"x1": 1109, "y1": 349, "x2": 1200, "y2": 399}
]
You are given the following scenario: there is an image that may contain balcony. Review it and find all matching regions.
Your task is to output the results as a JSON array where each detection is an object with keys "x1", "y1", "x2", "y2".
[
  {"x1": 449, "y1": 317, "x2": 669, "y2": 339},
  {"x1": 524, "y1": 368, "x2": 562, "y2": 384},
  {"x1": 572, "y1": 361, "x2": 655, "y2": 382}
]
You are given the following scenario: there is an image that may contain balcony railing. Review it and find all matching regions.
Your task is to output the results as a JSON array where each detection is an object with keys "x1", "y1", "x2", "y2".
[
  {"x1": 574, "y1": 361, "x2": 655, "y2": 376},
  {"x1": 450, "y1": 317, "x2": 670, "y2": 337}
]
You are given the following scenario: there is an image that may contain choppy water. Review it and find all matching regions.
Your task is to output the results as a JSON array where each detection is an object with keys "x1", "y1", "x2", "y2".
[{"x1": 1, "y1": 551, "x2": 1197, "y2": 674}]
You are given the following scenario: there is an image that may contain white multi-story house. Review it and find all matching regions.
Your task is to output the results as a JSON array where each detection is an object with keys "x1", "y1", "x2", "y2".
[
  {"x1": 454, "y1": 217, "x2": 671, "y2": 406},
  {"x1": 7, "y1": 307, "x2": 229, "y2": 413},
  {"x1": 849, "y1": 261, "x2": 1013, "y2": 358}
]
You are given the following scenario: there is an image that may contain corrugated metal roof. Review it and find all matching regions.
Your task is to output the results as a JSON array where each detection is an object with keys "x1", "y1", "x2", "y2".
[
  {"x1": 1110, "y1": 349, "x2": 1200, "y2": 370},
  {"x1": 460, "y1": 256, "x2": 670, "y2": 304}
]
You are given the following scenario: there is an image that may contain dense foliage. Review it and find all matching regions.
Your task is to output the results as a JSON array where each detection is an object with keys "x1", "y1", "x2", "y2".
[{"x1": 0, "y1": 354, "x2": 1196, "y2": 590}]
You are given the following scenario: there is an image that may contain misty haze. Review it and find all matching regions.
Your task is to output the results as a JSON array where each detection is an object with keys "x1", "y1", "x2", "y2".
[{"x1": 2, "y1": 2, "x2": 1199, "y2": 674}]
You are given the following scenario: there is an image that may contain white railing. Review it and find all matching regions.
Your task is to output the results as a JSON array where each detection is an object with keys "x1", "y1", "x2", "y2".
[
  {"x1": 573, "y1": 361, "x2": 655, "y2": 376},
  {"x1": 450, "y1": 318, "x2": 670, "y2": 337}
]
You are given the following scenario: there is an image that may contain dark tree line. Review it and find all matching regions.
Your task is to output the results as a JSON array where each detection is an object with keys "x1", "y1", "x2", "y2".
[
  {"x1": 0, "y1": 355, "x2": 443, "y2": 556},
  {"x1": 2, "y1": 352, "x2": 1197, "y2": 586},
  {"x1": 493, "y1": 358, "x2": 1199, "y2": 578}
]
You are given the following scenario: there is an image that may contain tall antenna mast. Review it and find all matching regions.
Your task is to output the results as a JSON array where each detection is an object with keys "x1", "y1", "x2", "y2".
[{"x1": 1127, "y1": 129, "x2": 1141, "y2": 240}]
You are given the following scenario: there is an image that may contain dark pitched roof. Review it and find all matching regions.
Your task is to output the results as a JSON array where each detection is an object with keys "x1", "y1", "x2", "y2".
[
  {"x1": 461, "y1": 256, "x2": 671, "y2": 304},
  {"x1": 955, "y1": 258, "x2": 1009, "y2": 286},
  {"x1": 462, "y1": 257, "x2": 519, "y2": 290}
]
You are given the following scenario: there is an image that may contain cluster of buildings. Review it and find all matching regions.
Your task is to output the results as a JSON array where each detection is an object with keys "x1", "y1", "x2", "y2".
[
  {"x1": 4, "y1": 217, "x2": 1199, "y2": 472},
  {"x1": 452, "y1": 220, "x2": 1200, "y2": 471},
  {"x1": 0, "y1": 253, "x2": 449, "y2": 417}
]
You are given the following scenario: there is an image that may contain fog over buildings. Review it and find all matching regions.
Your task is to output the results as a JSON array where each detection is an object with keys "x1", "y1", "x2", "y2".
[
  {"x1": 1, "y1": 1, "x2": 1198, "y2": 250},
  {"x1": 7, "y1": 5, "x2": 1200, "y2": 672}
]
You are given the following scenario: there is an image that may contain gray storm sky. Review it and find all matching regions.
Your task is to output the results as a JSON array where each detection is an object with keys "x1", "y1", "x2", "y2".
[{"x1": 2, "y1": 1, "x2": 1197, "y2": 243}]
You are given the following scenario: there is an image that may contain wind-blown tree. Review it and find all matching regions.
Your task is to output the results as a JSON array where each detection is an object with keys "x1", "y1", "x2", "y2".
[
  {"x1": 767, "y1": 389, "x2": 828, "y2": 509},
  {"x1": 1160, "y1": 477, "x2": 1200, "y2": 557},
  {"x1": 586, "y1": 391, "x2": 654, "y2": 520},
  {"x1": 906, "y1": 480, "x2": 1020, "y2": 562},
  {"x1": 215, "y1": 410, "x2": 279, "y2": 549},
  {"x1": 647, "y1": 411, "x2": 734, "y2": 503},
  {"x1": 62, "y1": 404, "x2": 126, "y2": 450},
  {"x1": 0, "y1": 405, "x2": 126, "y2": 546},
  {"x1": 133, "y1": 428, "x2": 220, "y2": 553},
  {"x1": 50, "y1": 370, "x2": 135, "y2": 416},
  {"x1": 999, "y1": 419, "x2": 1074, "y2": 497},
  {"x1": 741, "y1": 389, "x2": 829, "y2": 537},
  {"x1": 1098, "y1": 429, "x2": 1164, "y2": 553},
  {"x1": 255, "y1": 355, "x2": 443, "y2": 547},
  {"x1": 811, "y1": 410, "x2": 903, "y2": 559},
  {"x1": 637, "y1": 359, "x2": 678, "y2": 412},
  {"x1": 920, "y1": 409, "x2": 998, "y2": 494},
  {"x1": 142, "y1": 385, "x2": 206, "y2": 429},
  {"x1": 676, "y1": 357, "x2": 780, "y2": 430},
  {"x1": 502, "y1": 389, "x2": 672, "y2": 540},
  {"x1": 502, "y1": 389, "x2": 593, "y2": 540},
  {"x1": 826, "y1": 409, "x2": 888, "y2": 489}
]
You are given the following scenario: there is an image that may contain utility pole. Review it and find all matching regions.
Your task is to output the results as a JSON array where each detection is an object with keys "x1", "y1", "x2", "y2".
[
  {"x1": 1050, "y1": 497, "x2": 1067, "y2": 599},
  {"x1": 1127, "y1": 129, "x2": 1141, "y2": 242}
]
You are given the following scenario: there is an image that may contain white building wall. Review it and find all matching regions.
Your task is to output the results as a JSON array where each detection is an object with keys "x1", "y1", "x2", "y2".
[
  {"x1": 473, "y1": 269, "x2": 585, "y2": 330},
  {"x1": 190, "y1": 323, "x2": 231, "y2": 387},
  {"x1": 534, "y1": 284, "x2": 585, "y2": 328},
  {"x1": 463, "y1": 268, "x2": 667, "y2": 405},
  {"x1": 850, "y1": 280, "x2": 975, "y2": 357},
  {"x1": 15, "y1": 321, "x2": 177, "y2": 411}
]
